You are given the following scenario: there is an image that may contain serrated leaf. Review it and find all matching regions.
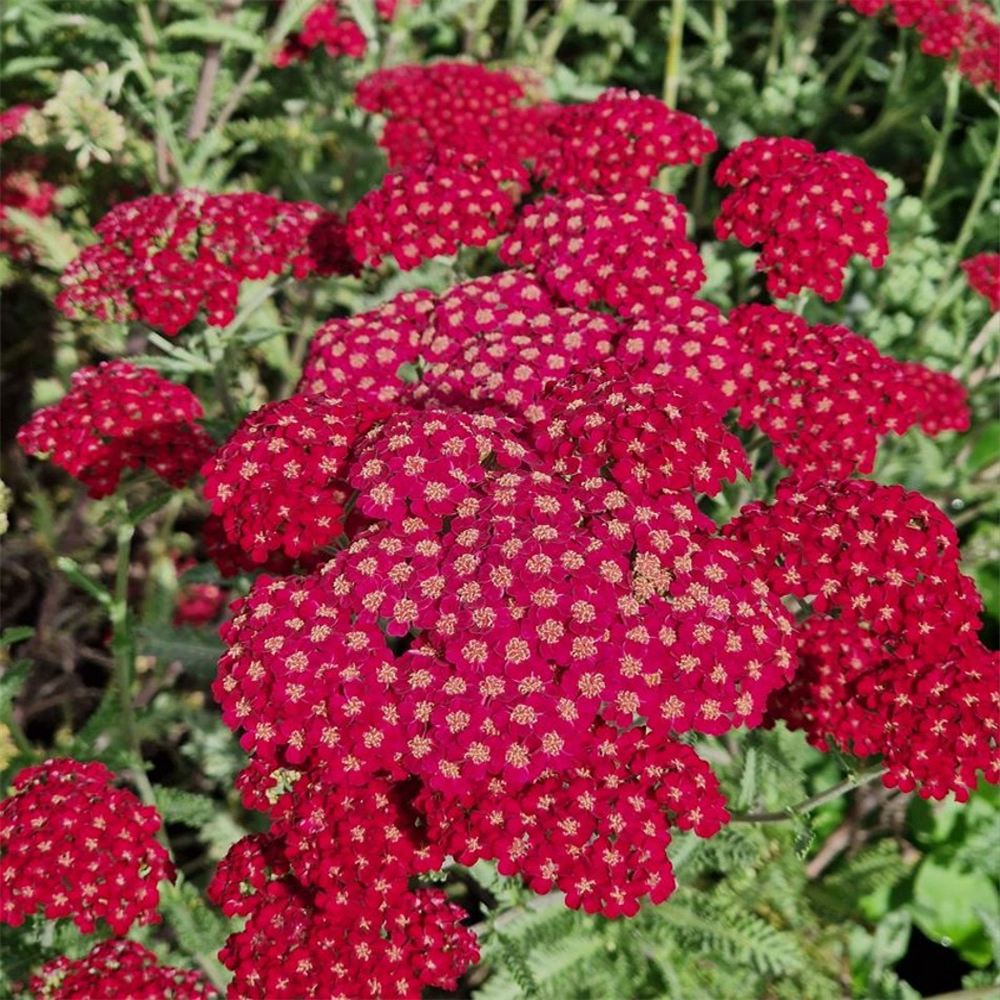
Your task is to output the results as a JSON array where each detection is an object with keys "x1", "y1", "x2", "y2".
[
  {"x1": 163, "y1": 19, "x2": 263, "y2": 51},
  {"x1": 1, "y1": 55, "x2": 61, "y2": 79},
  {"x1": 152, "y1": 784, "x2": 218, "y2": 826}
]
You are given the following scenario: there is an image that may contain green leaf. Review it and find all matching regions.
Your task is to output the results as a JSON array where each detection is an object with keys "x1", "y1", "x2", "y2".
[
  {"x1": 1, "y1": 626, "x2": 35, "y2": 647},
  {"x1": 163, "y1": 19, "x2": 263, "y2": 51},
  {"x1": 0, "y1": 55, "x2": 60, "y2": 78},
  {"x1": 55, "y1": 557, "x2": 112, "y2": 608},
  {"x1": 137, "y1": 624, "x2": 223, "y2": 680},
  {"x1": 128, "y1": 493, "x2": 174, "y2": 525},
  {"x1": 970, "y1": 420, "x2": 1000, "y2": 472},
  {"x1": 910, "y1": 856, "x2": 1000, "y2": 966},
  {"x1": 0, "y1": 660, "x2": 32, "y2": 716},
  {"x1": 152, "y1": 785, "x2": 218, "y2": 827}
]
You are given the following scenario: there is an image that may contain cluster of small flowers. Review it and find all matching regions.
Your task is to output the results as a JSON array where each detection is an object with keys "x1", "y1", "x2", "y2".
[
  {"x1": 16, "y1": 361, "x2": 214, "y2": 498},
  {"x1": 0, "y1": 104, "x2": 32, "y2": 142},
  {"x1": 347, "y1": 151, "x2": 528, "y2": 270},
  {"x1": 715, "y1": 136, "x2": 889, "y2": 300},
  {"x1": 354, "y1": 61, "x2": 552, "y2": 169},
  {"x1": 728, "y1": 478, "x2": 996, "y2": 799},
  {"x1": 501, "y1": 190, "x2": 705, "y2": 317},
  {"x1": 201, "y1": 393, "x2": 389, "y2": 565},
  {"x1": 728, "y1": 305, "x2": 969, "y2": 482},
  {"x1": 0, "y1": 103, "x2": 59, "y2": 261},
  {"x1": 274, "y1": 0, "x2": 366, "y2": 67},
  {"x1": 765, "y1": 617, "x2": 998, "y2": 802},
  {"x1": 0, "y1": 759, "x2": 173, "y2": 935},
  {"x1": 30, "y1": 939, "x2": 219, "y2": 1000},
  {"x1": 348, "y1": 63, "x2": 720, "y2": 273},
  {"x1": 962, "y1": 251, "x2": 1000, "y2": 310},
  {"x1": 843, "y1": 0, "x2": 1000, "y2": 90},
  {"x1": 0, "y1": 158, "x2": 59, "y2": 260},
  {"x1": 536, "y1": 88, "x2": 718, "y2": 193},
  {"x1": 56, "y1": 190, "x2": 352, "y2": 334}
]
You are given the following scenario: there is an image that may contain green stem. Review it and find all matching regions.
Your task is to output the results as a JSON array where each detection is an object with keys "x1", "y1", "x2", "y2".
[
  {"x1": 202, "y1": 326, "x2": 238, "y2": 423},
  {"x1": 109, "y1": 514, "x2": 162, "y2": 827},
  {"x1": 663, "y1": 0, "x2": 686, "y2": 108},
  {"x1": 922, "y1": 68, "x2": 961, "y2": 202},
  {"x1": 764, "y1": 0, "x2": 787, "y2": 78},
  {"x1": 1, "y1": 705, "x2": 33, "y2": 757},
  {"x1": 830, "y1": 24, "x2": 874, "y2": 105},
  {"x1": 915, "y1": 122, "x2": 1000, "y2": 349},
  {"x1": 731, "y1": 766, "x2": 889, "y2": 824},
  {"x1": 538, "y1": 0, "x2": 577, "y2": 70},
  {"x1": 710, "y1": 0, "x2": 728, "y2": 70}
]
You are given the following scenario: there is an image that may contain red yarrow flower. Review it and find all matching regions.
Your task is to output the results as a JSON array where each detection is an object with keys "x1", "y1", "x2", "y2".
[
  {"x1": 202, "y1": 393, "x2": 389, "y2": 564},
  {"x1": 30, "y1": 939, "x2": 219, "y2": 1000},
  {"x1": 57, "y1": 190, "x2": 352, "y2": 334},
  {"x1": 17, "y1": 361, "x2": 214, "y2": 498},
  {"x1": 501, "y1": 190, "x2": 705, "y2": 317},
  {"x1": 536, "y1": 88, "x2": 717, "y2": 193},
  {"x1": 715, "y1": 137, "x2": 889, "y2": 301},
  {"x1": 347, "y1": 151, "x2": 528, "y2": 270},
  {"x1": 274, "y1": 1, "x2": 366, "y2": 67},
  {"x1": 0, "y1": 759, "x2": 173, "y2": 935},
  {"x1": 962, "y1": 252, "x2": 1000, "y2": 310}
]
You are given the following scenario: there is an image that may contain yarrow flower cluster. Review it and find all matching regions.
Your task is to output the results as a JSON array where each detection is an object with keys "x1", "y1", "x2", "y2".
[
  {"x1": 727, "y1": 305, "x2": 969, "y2": 482},
  {"x1": 56, "y1": 189, "x2": 352, "y2": 334},
  {"x1": 962, "y1": 251, "x2": 1000, "y2": 310},
  {"x1": 30, "y1": 939, "x2": 219, "y2": 1000},
  {"x1": 0, "y1": 759, "x2": 173, "y2": 935},
  {"x1": 0, "y1": 159, "x2": 59, "y2": 260},
  {"x1": 274, "y1": 0, "x2": 366, "y2": 67},
  {"x1": 502, "y1": 190, "x2": 705, "y2": 317},
  {"x1": 347, "y1": 151, "x2": 528, "y2": 270},
  {"x1": 17, "y1": 361, "x2": 214, "y2": 498},
  {"x1": 201, "y1": 393, "x2": 389, "y2": 564},
  {"x1": 536, "y1": 88, "x2": 717, "y2": 193},
  {"x1": 355, "y1": 61, "x2": 552, "y2": 169},
  {"x1": 842, "y1": 0, "x2": 1000, "y2": 90},
  {"x1": 715, "y1": 136, "x2": 889, "y2": 300}
]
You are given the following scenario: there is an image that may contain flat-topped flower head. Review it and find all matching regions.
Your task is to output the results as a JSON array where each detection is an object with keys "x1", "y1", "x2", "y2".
[
  {"x1": 202, "y1": 394, "x2": 389, "y2": 564},
  {"x1": 30, "y1": 939, "x2": 219, "y2": 1000},
  {"x1": 533, "y1": 358, "x2": 749, "y2": 501},
  {"x1": 299, "y1": 289, "x2": 436, "y2": 403},
  {"x1": 726, "y1": 477, "x2": 983, "y2": 658},
  {"x1": 418, "y1": 724, "x2": 729, "y2": 917},
  {"x1": 57, "y1": 190, "x2": 352, "y2": 334},
  {"x1": 536, "y1": 88, "x2": 717, "y2": 193},
  {"x1": 17, "y1": 361, "x2": 214, "y2": 498},
  {"x1": 356, "y1": 61, "x2": 551, "y2": 168},
  {"x1": 715, "y1": 137, "x2": 889, "y2": 301},
  {"x1": 0, "y1": 759, "x2": 173, "y2": 935},
  {"x1": 274, "y1": 1, "x2": 366, "y2": 67},
  {"x1": 347, "y1": 151, "x2": 528, "y2": 270},
  {"x1": 767, "y1": 617, "x2": 998, "y2": 801},
  {"x1": 501, "y1": 190, "x2": 705, "y2": 317},
  {"x1": 726, "y1": 305, "x2": 970, "y2": 482},
  {"x1": 411, "y1": 272, "x2": 618, "y2": 421}
]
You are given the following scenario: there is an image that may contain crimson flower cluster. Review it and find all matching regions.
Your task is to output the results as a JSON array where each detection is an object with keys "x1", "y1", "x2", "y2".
[
  {"x1": 962, "y1": 251, "x2": 1000, "y2": 310},
  {"x1": 0, "y1": 759, "x2": 173, "y2": 935},
  {"x1": 843, "y1": 0, "x2": 1000, "y2": 90},
  {"x1": 274, "y1": 0, "x2": 366, "y2": 67},
  {"x1": 0, "y1": 103, "x2": 58, "y2": 261},
  {"x1": 347, "y1": 151, "x2": 528, "y2": 270},
  {"x1": 355, "y1": 61, "x2": 553, "y2": 169},
  {"x1": 201, "y1": 393, "x2": 389, "y2": 565},
  {"x1": 535, "y1": 88, "x2": 717, "y2": 193},
  {"x1": 727, "y1": 305, "x2": 968, "y2": 482},
  {"x1": 56, "y1": 190, "x2": 352, "y2": 334},
  {"x1": 728, "y1": 478, "x2": 995, "y2": 799},
  {"x1": 715, "y1": 136, "x2": 889, "y2": 300},
  {"x1": 17, "y1": 361, "x2": 214, "y2": 498},
  {"x1": 30, "y1": 940, "x2": 218, "y2": 1000}
]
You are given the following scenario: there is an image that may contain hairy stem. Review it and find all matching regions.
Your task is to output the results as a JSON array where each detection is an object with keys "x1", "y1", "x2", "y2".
[{"x1": 731, "y1": 766, "x2": 889, "y2": 824}]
